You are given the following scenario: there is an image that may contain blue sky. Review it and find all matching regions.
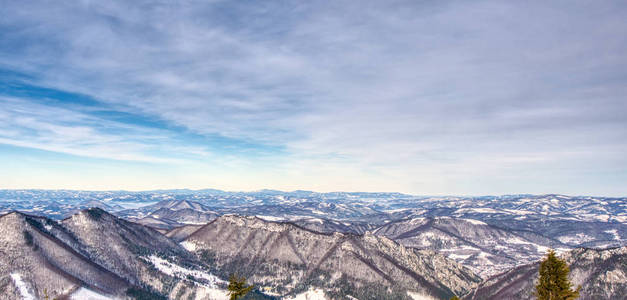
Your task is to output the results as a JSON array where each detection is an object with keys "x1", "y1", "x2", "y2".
[{"x1": 0, "y1": 0, "x2": 626, "y2": 195}]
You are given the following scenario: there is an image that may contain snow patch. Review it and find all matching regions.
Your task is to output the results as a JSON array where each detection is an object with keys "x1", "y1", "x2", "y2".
[
  {"x1": 603, "y1": 269, "x2": 627, "y2": 283},
  {"x1": 114, "y1": 201, "x2": 158, "y2": 209},
  {"x1": 410, "y1": 217, "x2": 426, "y2": 224},
  {"x1": 613, "y1": 216, "x2": 627, "y2": 223},
  {"x1": 477, "y1": 251, "x2": 492, "y2": 258},
  {"x1": 557, "y1": 233, "x2": 596, "y2": 244},
  {"x1": 259, "y1": 286, "x2": 281, "y2": 297},
  {"x1": 193, "y1": 286, "x2": 229, "y2": 300},
  {"x1": 256, "y1": 215, "x2": 285, "y2": 222},
  {"x1": 506, "y1": 237, "x2": 532, "y2": 245},
  {"x1": 593, "y1": 214, "x2": 610, "y2": 222},
  {"x1": 407, "y1": 291, "x2": 438, "y2": 300},
  {"x1": 306, "y1": 218, "x2": 324, "y2": 224},
  {"x1": 462, "y1": 218, "x2": 487, "y2": 225},
  {"x1": 10, "y1": 273, "x2": 35, "y2": 300},
  {"x1": 180, "y1": 241, "x2": 197, "y2": 252},
  {"x1": 605, "y1": 229, "x2": 621, "y2": 241},
  {"x1": 535, "y1": 245, "x2": 550, "y2": 254},
  {"x1": 71, "y1": 288, "x2": 114, "y2": 300},
  {"x1": 448, "y1": 253, "x2": 471, "y2": 260},
  {"x1": 502, "y1": 209, "x2": 535, "y2": 215},
  {"x1": 454, "y1": 207, "x2": 499, "y2": 214},
  {"x1": 143, "y1": 255, "x2": 224, "y2": 287},
  {"x1": 384, "y1": 208, "x2": 409, "y2": 213},
  {"x1": 286, "y1": 287, "x2": 328, "y2": 300}
]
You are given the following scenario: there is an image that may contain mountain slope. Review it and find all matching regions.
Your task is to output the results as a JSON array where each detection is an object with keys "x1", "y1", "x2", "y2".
[
  {"x1": 0, "y1": 212, "x2": 129, "y2": 299},
  {"x1": 183, "y1": 215, "x2": 481, "y2": 299},
  {"x1": 374, "y1": 217, "x2": 570, "y2": 278},
  {"x1": 465, "y1": 247, "x2": 627, "y2": 300},
  {"x1": 286, "y1": 217, "x2": 377, "y2": 235},
  {"x1": 165, "y1": 224, "x2": 204, "y2": 242},
  {"x1": 0, "y1": 209, "x2": 229, "y2": 300},
  {"x1": 59, "y1": 208, "x2": 225, "y2": 299}
]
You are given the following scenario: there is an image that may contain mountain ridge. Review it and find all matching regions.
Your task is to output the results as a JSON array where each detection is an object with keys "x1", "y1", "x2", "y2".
[
  {"x1": 183, "y1": 214, "x2": 481, "y2": 299},
  {"x1": 0, "y1": 208, "x2": 229, "y2": 300}
]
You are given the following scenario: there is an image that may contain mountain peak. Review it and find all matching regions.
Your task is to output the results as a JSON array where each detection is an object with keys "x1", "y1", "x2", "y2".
[{"x1": 0, "y1": 210, "x2": 23, "y2": 219}]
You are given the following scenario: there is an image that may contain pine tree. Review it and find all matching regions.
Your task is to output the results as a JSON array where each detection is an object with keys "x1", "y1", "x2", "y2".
[
  {"x1": 228, "y1": 274, "x2": 254, "y2": 300},
  {"x1": 450, "y1": 296, "x2": 460, "y2": 300},
  {"x1": 535, "y1": 250, "x2": 580, "y2": 300}
]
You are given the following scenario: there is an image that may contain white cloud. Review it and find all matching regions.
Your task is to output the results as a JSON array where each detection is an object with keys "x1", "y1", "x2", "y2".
[
  {"x1": 0, "y1": 97, "x2": 207, "y2": 163},
  {"x1": 0, "y1": 0, "x2": 626, "y2": 194}
]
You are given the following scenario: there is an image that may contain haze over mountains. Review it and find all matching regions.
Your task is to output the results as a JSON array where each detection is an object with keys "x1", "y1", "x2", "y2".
[{"x1": 0, "y1": 189, "x2": 626, "y2": 299}]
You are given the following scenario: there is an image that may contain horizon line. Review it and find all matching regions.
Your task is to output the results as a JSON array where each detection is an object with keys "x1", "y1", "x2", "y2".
[{"x1": 0, "y1": 188, "x2": 624, "y2": 198}]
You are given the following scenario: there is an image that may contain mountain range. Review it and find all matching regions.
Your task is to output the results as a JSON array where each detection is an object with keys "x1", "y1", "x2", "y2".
[{"x1": 0, "y1": 190, "x2": 626, "y2": 299}]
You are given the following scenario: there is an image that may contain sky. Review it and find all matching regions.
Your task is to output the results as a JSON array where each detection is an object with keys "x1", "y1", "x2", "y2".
[{"x1": 0, "y1": 0, "x2": 626, "y2": 195}]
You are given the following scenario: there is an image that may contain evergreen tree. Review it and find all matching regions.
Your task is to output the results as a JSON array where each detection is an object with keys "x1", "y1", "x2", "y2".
[
  {"x1": 228, "y1": 274, "x2": 254, "y2": 300},
  {"x1": 450, "y1": 296, "x2": 460, "y2": 300},
  {"x1": 535, "y1": 250, "x2": 580, "y2": 300}
]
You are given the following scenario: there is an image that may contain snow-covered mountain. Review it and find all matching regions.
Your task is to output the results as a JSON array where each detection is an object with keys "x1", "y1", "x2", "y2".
[
  {"x1": 182, "y1": 215, "x2": 481, "y2": 299},
  {"x1": 1, "y1": 190, "x2": 626, "y2": 299},
  {"x1": 1, "y1": 203, "x2": 625, "y2": 300},
  {"x1": 159, "y1": 209, "x2": 621, "y2": 280},
  {"x1": 1, "y1": 209, "x2": 485, "y2": 299},
  {"x1": 113, "y1": 196, "x2": 625, "y2": 279},
  {"x1": 0, "y1": 209, "x2": 229, "y2": 300},
  {"x1": 466, "y1": 246, "x2": 627, "y2": 300},
  {"x1": 373, "y1": 217, "x2": 571, "y2": 278},
  {"x1": 3, "y1": 190, "x2": 625, "y2": 226},
  {"x1": 0, "y1": 211, "x2": 130, "y2": 299},
  {"x1": 86, "y1": 192, "x2": 626, "y2": 250}
]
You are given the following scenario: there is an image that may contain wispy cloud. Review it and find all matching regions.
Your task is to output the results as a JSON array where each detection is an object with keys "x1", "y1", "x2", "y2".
[
  {"x1": 0, "y1": 0, "x2": 626, "y2": 194},
  {"x1": 0, "y1": 96, "x2": 203, "y2": 163}
]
